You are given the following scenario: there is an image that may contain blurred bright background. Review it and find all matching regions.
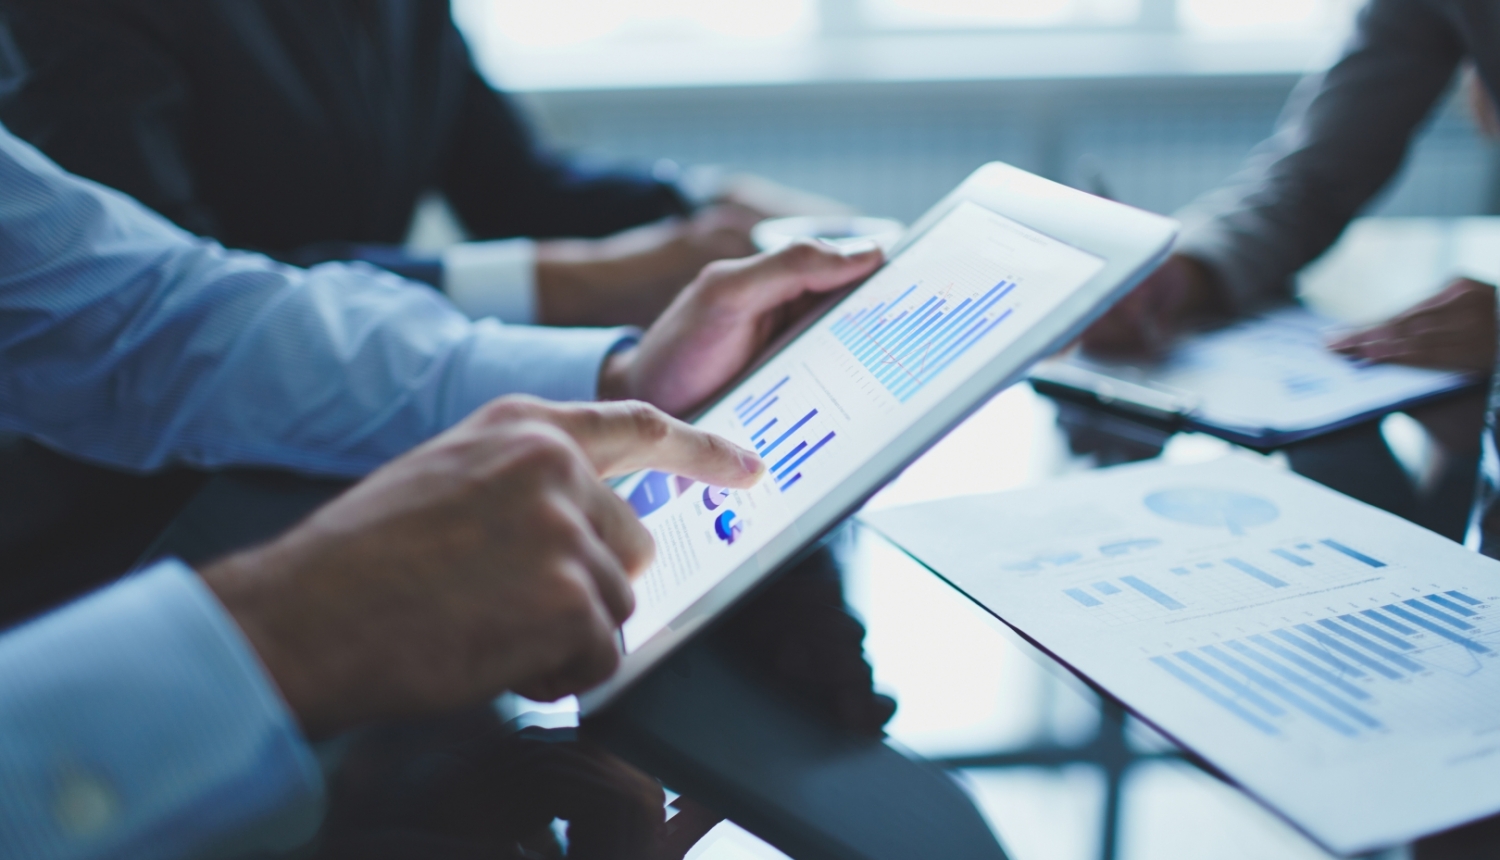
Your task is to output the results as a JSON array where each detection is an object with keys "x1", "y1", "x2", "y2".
[
  {"x1": 449, "y1": 0, "x2": 1495, "y2": 232},
  {"x1": 456, "y1": 0, "x2": 1368, "y2": 62}
]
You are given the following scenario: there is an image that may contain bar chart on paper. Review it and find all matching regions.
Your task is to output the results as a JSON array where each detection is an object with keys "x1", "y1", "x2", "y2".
[
  {"x1": 1061, "y1": 532, "x2": 1404, "y2": 624},
  {"x1": 829, "y1": 278, "x2": 1017, "y2": 402},
  {"x1": 859, "y1": 452, "x2": 1500, "y2": 853},
  {"x1": 732, "y1": 375, "x2": 837, "y2": 492},
  {"x1": 1152, "y1": 589, "x2": 1495, "y2": 739}
]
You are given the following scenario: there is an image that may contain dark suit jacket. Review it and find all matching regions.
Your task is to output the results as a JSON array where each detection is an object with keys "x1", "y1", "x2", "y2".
[
  {"x1": 1174, "y1": 0, "x2": 1500, "y2": 312},
  {"x1": 0, "y1": 0, "x2": 689, "y2": 625},
  {"x1": 0, "y1": 0, "x2": 689, "y2": 279}
]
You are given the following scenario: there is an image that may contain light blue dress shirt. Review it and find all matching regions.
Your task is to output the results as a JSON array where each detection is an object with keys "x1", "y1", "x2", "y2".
[
  {"x1": 0, "y1": 561, "x2": 322, "y2": 860},
  {"x1": 0, "y1": 121, "x2": 636, "y2": 858},
  {"x1": 0, "y1": 122, "x2": 633, "y2": 477}
]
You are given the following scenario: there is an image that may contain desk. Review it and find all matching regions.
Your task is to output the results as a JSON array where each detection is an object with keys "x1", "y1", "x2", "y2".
[{"x1": 153, "y1": 384, "x2": 1428, "y2": 860}]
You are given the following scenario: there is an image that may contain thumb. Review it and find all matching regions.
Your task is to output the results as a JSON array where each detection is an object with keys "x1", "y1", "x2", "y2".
[
  {"x1": 1326, "y1": 322, "x2": 1389, "y2": 354},
  {"x1": 548, "y1": 400, "x2": 765, "y2": 488}
]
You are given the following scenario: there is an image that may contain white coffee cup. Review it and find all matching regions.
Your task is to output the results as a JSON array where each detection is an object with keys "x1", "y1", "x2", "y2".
[{"x1": 751, "y1": 215, "x2": 905, "y2": 255}]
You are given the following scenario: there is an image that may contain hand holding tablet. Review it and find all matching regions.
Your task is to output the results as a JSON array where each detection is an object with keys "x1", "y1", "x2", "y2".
[
  {"x1": 586, "y1": 162, "x2": 1178, "y2": 711},
  {"x1": 599, "y1": 242, "x2": 885, "y2": 417}
]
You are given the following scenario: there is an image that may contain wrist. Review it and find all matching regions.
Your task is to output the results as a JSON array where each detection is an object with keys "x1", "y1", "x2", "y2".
[
  {"x1": 597, "y1": 346, "x2": 638, "y2": 402},
  {"x1": 201, "y1": 544, "x2": 337, "y2": 737},
  {"x1": 1174, "y1": 254, "x2": 1229, "y2": 318},
  {"x1": 535, "y1": 241, "x2": 603, "y2": 326}
]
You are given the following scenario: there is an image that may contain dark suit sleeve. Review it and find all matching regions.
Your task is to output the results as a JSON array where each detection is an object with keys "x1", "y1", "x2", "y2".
[
  {"x1": 1173, "y1": 0, "x2": 1466, "y2": 311},
  {"x1": 0, "y1": 1, "x2": 223, "y2": 239},
  {"x1": 439, "y1": 36, "x2": 690, "y2": 240},
  {"x1": 0, "y1": 2, "x2": 447, "y2": 282}
]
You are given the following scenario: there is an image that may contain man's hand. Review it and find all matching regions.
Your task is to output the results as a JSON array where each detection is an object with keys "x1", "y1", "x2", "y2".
[
  {"x1": 716, "y1": 173, "x2": 857, "y2": 220},
  {"x1": 1080, "y1": 254, "x2": 1227, "y2": 357},
  {"x1": 536, "y1": 205, "x2": 761, "y2": 328},
  {"x1": 201, "y1": 397, "x2": 763, "y2": 738},
  {"x1": 1326, "y1": 277, "x2": 1498, "y2": 374},
  {"x1": 532, "y1": 175, "x2": 861, "y2": 329},
  {"x1": 598, "y1": 241, "x2": 884, "y2": 416}
]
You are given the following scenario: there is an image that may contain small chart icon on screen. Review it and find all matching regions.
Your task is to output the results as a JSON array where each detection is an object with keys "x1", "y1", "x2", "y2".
[{"x1": 714, "y1": 510, "x2": 743, "y2": 545}]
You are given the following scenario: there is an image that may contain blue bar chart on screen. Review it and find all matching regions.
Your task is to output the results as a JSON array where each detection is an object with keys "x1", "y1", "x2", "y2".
[
  {"x1": 862, "y1": 457, "x2": 1500, "y2": 854},
  {"x1": 829, "y1": 278, "x2": 1017, "y2": 402},
  {"x1": 617, "y1": 200, "x2": 1106, "y2": 658},
  {"x1": 733, "y1": 375, "x2": 837, "y2": 492}
]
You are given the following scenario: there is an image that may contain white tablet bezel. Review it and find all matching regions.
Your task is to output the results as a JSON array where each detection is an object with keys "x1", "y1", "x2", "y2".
[{"x1": 580, "y1": 161, "x2": 1177, "y2": 714}]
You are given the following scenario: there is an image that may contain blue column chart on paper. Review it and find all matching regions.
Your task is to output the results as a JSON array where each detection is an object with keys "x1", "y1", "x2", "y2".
[
  {"x1": 863, "y1": 457, "x2": 1500, "y2": 855},
  {"x1": 616, "y1": 200, "x2": 1106, "y2": 652}
]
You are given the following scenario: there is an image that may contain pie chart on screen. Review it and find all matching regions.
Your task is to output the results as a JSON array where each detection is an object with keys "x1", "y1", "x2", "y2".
[
  {"x1": 702, "y1": 486, "x2": 731, "y2": 511},
  {"x1": 714, "y1": 510, "x2": 743, "y2": 545}
]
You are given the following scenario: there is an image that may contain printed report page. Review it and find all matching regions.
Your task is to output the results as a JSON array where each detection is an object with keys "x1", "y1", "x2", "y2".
[
  {"x1": 864, "y1": 456, "x2": 1500, "y2": 854},
  {"x1": 615, "y1": 200, "x2": 1104, "y2": 652}
]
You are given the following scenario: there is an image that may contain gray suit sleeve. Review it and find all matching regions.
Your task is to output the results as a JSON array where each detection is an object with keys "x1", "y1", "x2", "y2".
[{"x1": 1175, "y1": 0, "x2": 1467, "y2": 312}]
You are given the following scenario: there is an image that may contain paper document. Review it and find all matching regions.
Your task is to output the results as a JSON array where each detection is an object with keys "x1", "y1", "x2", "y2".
[
  {"x1": 1034, "y1": 307, "x2": 1476, "y2": 445},
  {"x1": 861, "y1": 457, "x2": 1500, "y2": 854}
]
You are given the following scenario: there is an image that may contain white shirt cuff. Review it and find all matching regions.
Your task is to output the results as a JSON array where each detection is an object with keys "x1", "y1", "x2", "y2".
[
  {"x1": 441, "y1": 324, "x2": 641, "y2": 426},
  {"x1": 0, "y1": 560, "x2": 324, "y2": 859},
  {"x1": 442, "y1": 238, "x2": 538, "y2": 323}
]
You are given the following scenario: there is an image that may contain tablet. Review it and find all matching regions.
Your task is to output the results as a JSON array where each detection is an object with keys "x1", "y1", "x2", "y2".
[{"x1": 580, "y1": 162, "x2": 1177, "y2": 712}]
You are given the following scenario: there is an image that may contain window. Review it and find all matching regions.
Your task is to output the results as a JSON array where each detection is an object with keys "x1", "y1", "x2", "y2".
[
  {"x1": 859, "y1": 0, "x2": 1142, "y2": 31},
  {"x1": 453, "y1": 0, "x2": 1365, "y2": 90},
  {"x1": 1178, "y1": 0, "x2": 1364, "y2": 36},
  {"x1": 454, "y1": 0, "x2": 815, "y2": 50},
  {"x1": 457, "y1": 0, "x2": 1362, "y2": 47}
]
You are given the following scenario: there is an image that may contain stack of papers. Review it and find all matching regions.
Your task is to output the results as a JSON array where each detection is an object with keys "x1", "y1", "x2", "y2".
[{"x1": 862, "y1": 457, "x2": 1500, "y2": 855}]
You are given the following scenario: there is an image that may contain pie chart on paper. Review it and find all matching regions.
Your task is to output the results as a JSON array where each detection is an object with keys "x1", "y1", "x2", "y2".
[{"x1": 1143, "y1": 487, "x2": 1279, "y2": 535}]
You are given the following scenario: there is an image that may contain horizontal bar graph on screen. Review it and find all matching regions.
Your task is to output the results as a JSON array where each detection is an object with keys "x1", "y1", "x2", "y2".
[
  {"x1": 1154, "y1": 590, "x2": 1493, "y2": 738},
  {"x1": 733, "y1": 375, "x2": 836, "y2": 493},
  {"x1": 829, "y1": 280, "x2": 1016, "y2": 402}
]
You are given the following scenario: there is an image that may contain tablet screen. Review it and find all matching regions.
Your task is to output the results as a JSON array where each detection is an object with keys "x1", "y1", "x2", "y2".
[{"x1": 616, "y1": 200, "x2": 1105, "y2": 652}]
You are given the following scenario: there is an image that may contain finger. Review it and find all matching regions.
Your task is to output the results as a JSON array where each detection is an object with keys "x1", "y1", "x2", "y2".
[
  {"x1": 513, "y1": 625, "x2": 619, "y2": 702},
  {"x1": 1079, "y1": 290, "x2": 1160, "y2": 356},
  {"x1": 1079, "y1": 311, "x2": 1137, "y2": 350},
  {"x1": 1366, "y1": 343, "x2": 1449, "y2": 368},
  {"x1": 1326, "y1": 324, "x2": 1395, "y2": 354},
  {"x1": 551, "y1": 400, "x2": 765, "y2": 488},
  {"x1": 561, "y1": 501, "x2": 641, "y2": 621},
  {"x1": 517, "y1": 560, "x2": 626, "y2": 698},
  {"x1": 574, "y1": 479, "x2": 658, "y2": 578},
  {"x1": 710, "y1": 240, "x2": 884, "y2": 309},
  {"x1": 1348, "y1": 335, "x2": 1453, "y2": 368},
  {"x1": 531, "y1": 742, "x2": 667, "y2": 833},
  {"x1": 1081, "y1": 318, "x2": 1163, "y2": 357},
  {"x1": 1425, "y1": 277, "x2": 1495, "y2": 309},
  {"x1": 1349, "y1": 281, "x2": 1482, "y2": 336},
  {"x1": 530, "y1": 745, "x2": 668, "y2": 857},
  {"x1": 1326, "y1": 331, "x2": 1374, "y2": 353}
]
